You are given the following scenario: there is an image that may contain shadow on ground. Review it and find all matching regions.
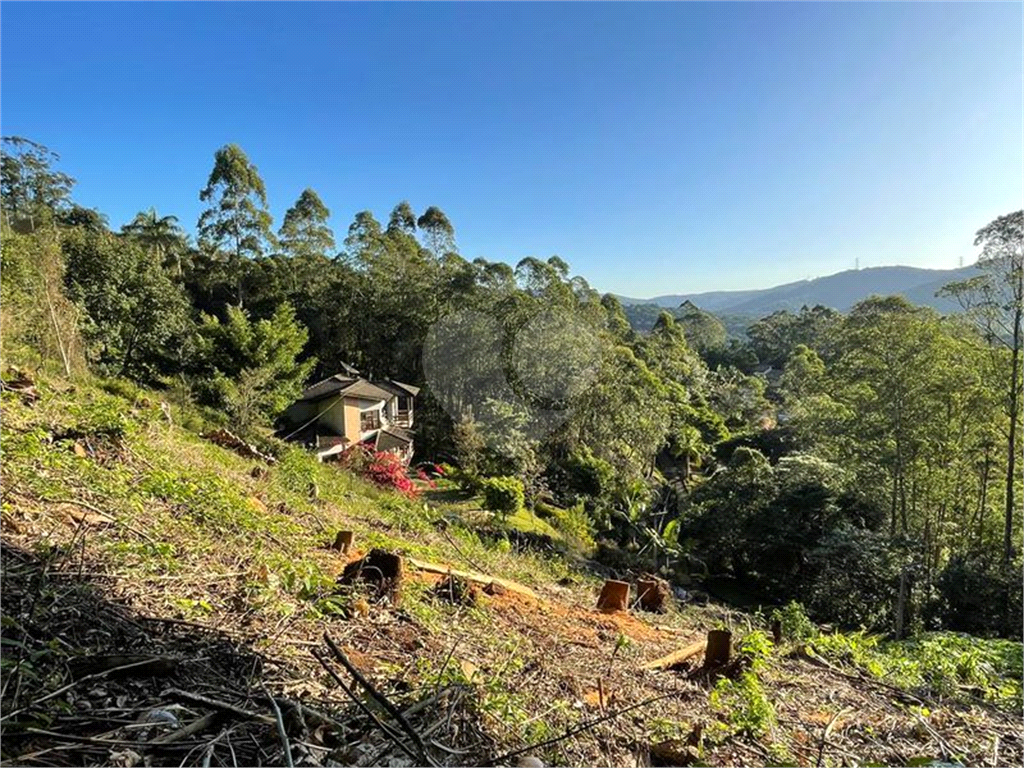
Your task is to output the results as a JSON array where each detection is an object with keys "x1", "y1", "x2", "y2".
[{"x1": 0, "y1": 540, "x2": 485, "y2": 767}]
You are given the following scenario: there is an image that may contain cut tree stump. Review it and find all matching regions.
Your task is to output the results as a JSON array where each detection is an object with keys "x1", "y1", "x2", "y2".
[
  {"x1": 642, "y1": 638, "x2": 706, "y2": 671},
  {"x1": 433, "y1": 574, "x2": 479, "y2": 606},
  {"x1": 331, "y1": 530, "x2": 354, "y2": 553},
  {"x1": 338, "y1": 548, "x2": 404, "y2": 604},
  {"x1": 704, "y1": 629, "x2": 732, "y2": 667},
  {"x1": 636, "y1": 575, "x2": 671, "y2": 613},
  {"x1": 597, "y1": 579, "x2": 630, "y2": 612}
]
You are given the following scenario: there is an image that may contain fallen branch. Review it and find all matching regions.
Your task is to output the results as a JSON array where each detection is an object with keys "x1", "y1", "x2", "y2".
[
  {"x1": 163, "y1": 688, "x2": 275, "y2": 725},
  {"x1": 311, "y1": 648, "x2": 422, "y2": 766},
  {"x1": 815, "y1": 706, "x2": 853, "y2": 768},
  {"x1": 260, "y1": 683, "x2": 294, "y2": 768},
  {"x1": 149, "y1": 712, "x2": 223, "y2": 746},
  {"x1": 642, "y1": 639, "x2": 706, "y2": 671},
  {"x1": 323, "y1": 633, "x2": 435, "y2": 766}
]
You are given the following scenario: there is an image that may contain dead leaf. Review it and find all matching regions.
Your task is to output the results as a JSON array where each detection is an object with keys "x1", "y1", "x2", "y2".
[
  {"x1": 73, "y1": 441, "x2": 88, "y2": 458},
  {"x1": 459, "y1": 658, "x2": 479, "y2": 682}
]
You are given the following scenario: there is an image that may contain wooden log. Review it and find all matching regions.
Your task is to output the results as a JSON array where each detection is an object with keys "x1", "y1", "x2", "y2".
[
  {"x1": 596, "y1": 579, "x2": 630, "y2": 612},
  {"x1": 405, "y1": 556, "x2": 538, "y2": 599},
  {"x1": 331, "y1": 530, "x2": 354, "y2": 553},
  {"x1": 704, "y1": 629, "x2": 732, "y2": 667},
  {"x1": 642, "y1": 639, "x2": 706, "y2": 671}
]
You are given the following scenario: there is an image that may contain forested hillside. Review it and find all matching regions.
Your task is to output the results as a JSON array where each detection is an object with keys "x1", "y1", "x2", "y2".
[
  {"x1": 2, "y1": 136, "x2": 1022, "y2": 766},
  {"x1": 617, "y1": 265, "x2": 979, "y2": 334}
]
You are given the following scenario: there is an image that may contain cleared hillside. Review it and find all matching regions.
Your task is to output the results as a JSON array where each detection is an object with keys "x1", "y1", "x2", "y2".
[{"x1": 1, "y1": 374, "x2": 1021, "y2": 767}]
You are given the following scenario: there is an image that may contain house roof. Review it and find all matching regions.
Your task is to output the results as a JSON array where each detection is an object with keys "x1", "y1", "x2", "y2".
[
  {"x1": 375, "y1": 380, "x2": 421, "y2": 399},
  {"x1": 376, "y1": 426, "x2": 414, "y2": 452},
  {"x1": 298, "y1": 374, "x2": 396, "y2": 405},
  {"x1": 342, "y1": 380, "x2": 397, "y2": 403},
  {"x1": 298, "y1": 374, "x2": 359, "y2": 402}
]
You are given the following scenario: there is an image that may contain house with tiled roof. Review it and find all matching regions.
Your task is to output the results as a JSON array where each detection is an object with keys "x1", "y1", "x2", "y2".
[{"x1": 278, "y1": 365, "x2": 419, "y2": 463}]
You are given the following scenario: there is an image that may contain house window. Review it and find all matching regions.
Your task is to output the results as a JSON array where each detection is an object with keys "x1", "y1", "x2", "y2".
[
  {"x1": 398, "y1": 396, "x2": 410, "y2": 412},
  {"x1": 360, "y1": 409, "x2": 381, "y2": 432}
]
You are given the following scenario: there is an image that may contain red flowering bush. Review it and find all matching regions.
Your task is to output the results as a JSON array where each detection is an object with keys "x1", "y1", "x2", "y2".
[
  {"x1": 340, "y1": 445, "x2": 418, "y2": 497},
  {"x1": 415, "y1": 467, "x2": 438, "y2": 489}
]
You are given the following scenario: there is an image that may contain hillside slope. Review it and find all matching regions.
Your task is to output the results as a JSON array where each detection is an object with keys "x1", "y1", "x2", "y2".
[
  {"x1": 1, "y1": 374, "x2": 1021, "y2": 767},
  {"x1": 617, "y1": 265, "x2": 977, "y2": 316}
]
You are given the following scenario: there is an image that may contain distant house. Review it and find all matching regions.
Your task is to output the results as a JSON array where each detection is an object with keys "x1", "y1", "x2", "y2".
[{"x1": 279, "y1": 365, "x2": 419, "y2": 463}]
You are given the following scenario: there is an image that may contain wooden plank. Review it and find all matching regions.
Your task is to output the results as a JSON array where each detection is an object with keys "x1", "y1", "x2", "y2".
[
  {"x1": 406, "y1": 557, "x2": 539, "y2": 600},
  {"x1": 642, "y1": 638, "x2": 706, "y2": 671}
]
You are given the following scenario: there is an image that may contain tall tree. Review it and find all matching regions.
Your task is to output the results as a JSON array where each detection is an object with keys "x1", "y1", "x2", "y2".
[
  {"x1": 62, "y1": 228, "x2": 191, "y2": 380},
  {"x1": 387, "y1": 201, "x2": 417, "y2": 235},
  {"x1": 197, "y1": 144, "x2": 276, "y2": 304},
  {"x1": 278, "y1": 188, "x2": 335, "y2": 259},
  {"x1": 0, "y1": 136, "x2": 76, "y2": 232},
  {"x1": 416, "y1": 205, "x2": 455, "y2": 257},
  {"x1": 941, "y1": 210, "x2": 1024, "y2": 564}
]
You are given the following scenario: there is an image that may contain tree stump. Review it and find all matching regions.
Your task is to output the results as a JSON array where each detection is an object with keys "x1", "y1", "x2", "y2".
[
  {"x1": 338, "y1": 548, "x2": 403, "y2": 605},
  {"x1": 597, "y1": 579, "x2": 630, "y2": 612},
  {"x1": 331, "y1": 530, "x2": 354, "y2": 554},
  {"x1": 704, "y1": 629, "x2": 732, "y2": 668},
  {"x1": 636, "y1": 575, "x2": 671, "y2": 613}
]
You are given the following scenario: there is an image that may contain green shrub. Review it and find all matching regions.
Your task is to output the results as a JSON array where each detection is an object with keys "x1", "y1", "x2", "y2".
[
  {"x1": 709, "y1": 670, "x2": 775, "y2": 737},
  {"x1": 448, "y1": 465, "x2": 482, "y2": 493},
  {"x1": 481, "y1": 476, "x2": 525, "y2": 519},
  {"x1": 771, "y1": 600, "x2": 818, "y2": 641},
  {"x1": 549, "y1": 501, "x2": 596, "y2": 549}
]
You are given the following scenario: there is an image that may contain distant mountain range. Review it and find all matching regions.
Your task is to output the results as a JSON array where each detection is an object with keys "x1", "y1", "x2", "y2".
[{"x1": 617, "y1": 265, "x2": 978, "y2": 317}]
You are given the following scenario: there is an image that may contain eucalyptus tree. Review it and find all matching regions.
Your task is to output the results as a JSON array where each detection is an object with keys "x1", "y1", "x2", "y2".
[
  {"x1": 387, "y1": 200, "x2": 417, "y2": 236},
  {"x1": 416, "y1": 205, "x2": 455, "y2": 257},
  {"x1": 278, "y1": 188, "x2": 335, "y2": 260},
  {"x1": 941, "y1": 210, "x2": 1024, "y2": 564},
  {"x1": 197, "y1": 144, "x2": 276, "y2": 305},
  {"x1": 0, "y1": 136, "x2": 75, "y2": 231}
]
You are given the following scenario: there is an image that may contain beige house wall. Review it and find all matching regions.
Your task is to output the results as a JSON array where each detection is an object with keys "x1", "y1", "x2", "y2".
[{"x1": 343, "y1": 400, "x2": 362, "y2": 441}]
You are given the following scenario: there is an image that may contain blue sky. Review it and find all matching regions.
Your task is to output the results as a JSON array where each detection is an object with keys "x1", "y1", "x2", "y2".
[{"x1": 2, "y1": 2, "x2": 1021, "y2": 297}]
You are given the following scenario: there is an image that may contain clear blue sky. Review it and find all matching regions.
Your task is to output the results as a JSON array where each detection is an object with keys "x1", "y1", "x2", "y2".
[{"x1": 2, "y1": 2, "x2": 1021, "y2": 297}]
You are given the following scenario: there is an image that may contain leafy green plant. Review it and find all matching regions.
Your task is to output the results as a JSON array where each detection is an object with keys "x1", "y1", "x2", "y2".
[
  {"x1": 812, "y1": 630, "x2": 1023, "y2": 710},
  {"x1": 739, "y1": 630, "x2": 774, "y2": 669},
  {"x1": 709, "y1": 670, "x2": 776, "y2": 737},
  {"x1": 771, "y1": 600, "x2": 818, "y2": 642}
]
